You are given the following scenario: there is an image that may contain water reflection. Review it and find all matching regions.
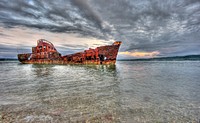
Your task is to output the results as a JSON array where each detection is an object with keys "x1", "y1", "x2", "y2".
[
  {"x1": 31, "y1": 64, "x2": 56, "y2": 77},
  {"x1": 21, "y1": 64, "x2": 121, "y2": 122}
]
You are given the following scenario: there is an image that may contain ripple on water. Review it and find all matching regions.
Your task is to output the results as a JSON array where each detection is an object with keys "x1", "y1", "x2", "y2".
[{"x1": 0, "y1": 61, "x2": 200, "y2": 122}]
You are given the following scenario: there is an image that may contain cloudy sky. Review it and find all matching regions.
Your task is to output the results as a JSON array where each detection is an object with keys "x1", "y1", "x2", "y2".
[{"x1": 0, "y1": 0, "x2": 200, "y2": 59}]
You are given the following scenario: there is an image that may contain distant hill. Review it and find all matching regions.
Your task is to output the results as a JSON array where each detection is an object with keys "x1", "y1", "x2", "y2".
[
  {"x1": 118, "y1": 55, "x2": 200, "y2": 61},
  {"x1": 0, "y1": 58, "x2": 18, "y2": 61}
]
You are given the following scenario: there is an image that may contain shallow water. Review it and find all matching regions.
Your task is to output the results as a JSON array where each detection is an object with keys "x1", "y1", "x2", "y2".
[{"x1": 0, "y1": 61, "x2": 200, "y2": 122}]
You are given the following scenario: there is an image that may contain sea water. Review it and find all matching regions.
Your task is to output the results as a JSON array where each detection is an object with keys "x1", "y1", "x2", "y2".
[{"x1": 0, "y1": 61, "x2": 200, "y2": 122}]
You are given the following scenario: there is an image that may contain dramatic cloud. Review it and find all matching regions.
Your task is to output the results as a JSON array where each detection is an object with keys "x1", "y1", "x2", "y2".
[
  {"x1": 0, "y1": 0, "x2": 113, "y2": 40},
  {"x1": 91, "y1": 0, "x2": 200, "y2": 55},
  {"x1": 0, "y1": 0, "x2": 200, "y2": 58}
]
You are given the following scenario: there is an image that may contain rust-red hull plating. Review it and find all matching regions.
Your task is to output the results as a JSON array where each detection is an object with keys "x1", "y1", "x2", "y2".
[{"x1": 18, "y1": 39, "x2": 121, "y2": 65}]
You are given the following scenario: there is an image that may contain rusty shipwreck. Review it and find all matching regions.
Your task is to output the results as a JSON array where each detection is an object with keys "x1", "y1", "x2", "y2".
[{"x1": 18, "y1": 39, "x2": 121, "y2": 65}]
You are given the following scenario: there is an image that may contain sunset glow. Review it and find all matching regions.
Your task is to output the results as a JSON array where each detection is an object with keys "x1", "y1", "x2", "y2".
[{"x1": 119, "y1": 51, "x2": 160, "y2": 58}]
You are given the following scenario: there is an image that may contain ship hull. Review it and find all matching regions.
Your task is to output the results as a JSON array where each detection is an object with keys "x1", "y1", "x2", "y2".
[
  {"x1": 19, "y1": 59, "x2": 117, "y2": 65},
  {"x1": 18, "y1": 39, "x2": 121, "y2": 65}
]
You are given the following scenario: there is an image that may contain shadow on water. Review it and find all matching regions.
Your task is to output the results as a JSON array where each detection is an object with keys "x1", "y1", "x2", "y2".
[
  {"x1": 84, "y1": 64, "x2": 117, "y2": 72},
  {"x1": 31, "y1": 64, "x2": 56, "y2": 77}
]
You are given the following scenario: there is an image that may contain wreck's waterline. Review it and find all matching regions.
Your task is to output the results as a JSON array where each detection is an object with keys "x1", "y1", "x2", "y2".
[{"x1": 18, "y1": 39, "x2": 121, "y2": 65}]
